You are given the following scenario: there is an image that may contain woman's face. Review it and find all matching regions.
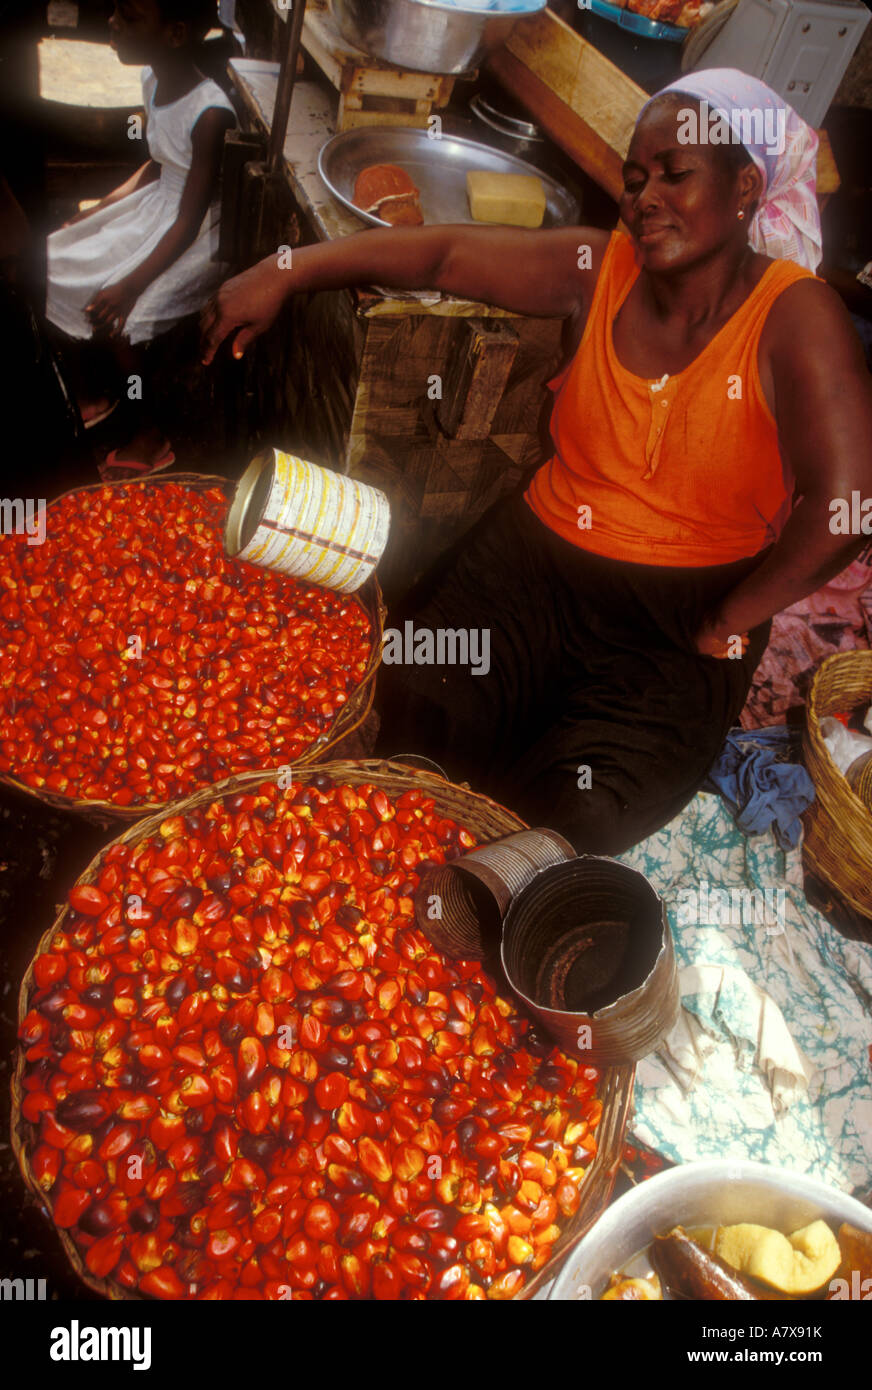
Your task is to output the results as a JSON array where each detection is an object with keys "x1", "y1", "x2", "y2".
[{"x1": 620, "y1": 98, "x2": 755, "y2": 272}]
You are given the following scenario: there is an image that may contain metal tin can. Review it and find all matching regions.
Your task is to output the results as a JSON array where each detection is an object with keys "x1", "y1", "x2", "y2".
[
  {"x1": 415, "y1": 827, "x2": 576, "y2": 959},
  {"x1": 500, "y1": 856, "x2": 680, "y2": 1065},
  {"x1": 224, "y1": 448, "x2": 390, "y2": 595}
]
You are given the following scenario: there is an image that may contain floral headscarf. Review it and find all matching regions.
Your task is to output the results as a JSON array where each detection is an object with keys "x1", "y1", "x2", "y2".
[{"x1": 644, "y1": 68, "x2": 822, "y2": 271}]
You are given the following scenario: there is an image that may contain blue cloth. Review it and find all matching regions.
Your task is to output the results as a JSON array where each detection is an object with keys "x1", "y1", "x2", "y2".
[{"x1": 704, "y1": 725, "x2": 815, "y2": 849}]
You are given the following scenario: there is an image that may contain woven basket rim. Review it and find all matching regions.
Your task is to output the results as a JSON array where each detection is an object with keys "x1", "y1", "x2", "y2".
[
  {"x1": 0, "y1": 473, "x2": 385, "y2": 823},
  {"x1": 804, "y1": 650, "x2": 872, "y2": 816},
  {"x1": 12, "y1": 760, "x2": 631, "y2": 1301},
  {"x1": 802, "y1": 650, "x2": 872, "y2": 925},
  {"x1": 13, "y1": 760, "x2": 523, "y2": 1299}
]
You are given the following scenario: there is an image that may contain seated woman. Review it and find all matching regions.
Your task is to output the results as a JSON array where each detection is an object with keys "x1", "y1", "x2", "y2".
[
  {"x1": 46, "y1": 0, "x2": 236, "y2": 477},
  {"x1": 202, "y1": 71, "x2": 872, "y2": 854}
]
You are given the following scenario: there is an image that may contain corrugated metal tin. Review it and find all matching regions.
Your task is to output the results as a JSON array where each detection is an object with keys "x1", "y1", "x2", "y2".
[
  {"x1": 415, "y1": 828, "x2": 575, "y2": 958},
  {"x1": 501, "y1": 856, "x2": 680, "y2": 1065},
  {"x1": 225, "y1": 448, "x2": 390, "y2": 594}
]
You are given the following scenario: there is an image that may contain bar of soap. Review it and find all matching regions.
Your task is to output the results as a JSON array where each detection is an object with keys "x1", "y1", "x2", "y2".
[{"x1": 466, "y1": 170, "x2": 546, "y2": 228}]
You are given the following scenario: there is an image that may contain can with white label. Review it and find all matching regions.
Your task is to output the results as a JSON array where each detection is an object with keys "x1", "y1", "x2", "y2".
[{"x1": 224, "y1": 448, "x2": 391, "y2": 594}]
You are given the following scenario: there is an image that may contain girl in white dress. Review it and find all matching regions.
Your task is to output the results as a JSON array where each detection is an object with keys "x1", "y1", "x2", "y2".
[{"x1": 46, "y1": 0, "x2": 236, "y2": 475}]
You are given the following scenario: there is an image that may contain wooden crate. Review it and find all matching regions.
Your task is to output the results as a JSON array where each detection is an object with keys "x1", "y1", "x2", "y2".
[
  {"x1": 299, "y1": 0, "x2": 458, "y2": 130},
  {"x1": 343, "y1": 300, "x2": 561, "y2": 594}
]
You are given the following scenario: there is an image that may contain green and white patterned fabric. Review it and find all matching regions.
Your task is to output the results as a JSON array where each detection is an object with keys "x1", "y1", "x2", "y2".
[{"x1": 618, "y1": 791, "x2": 872, "y2": 1194}]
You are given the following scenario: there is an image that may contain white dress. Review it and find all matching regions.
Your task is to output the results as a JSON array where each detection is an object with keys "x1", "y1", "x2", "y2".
[{"x1": 46, "y1": 68, "x2": 236, "y2": 346}]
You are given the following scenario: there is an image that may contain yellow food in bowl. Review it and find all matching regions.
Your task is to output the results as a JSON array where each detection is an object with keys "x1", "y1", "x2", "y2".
[
  {"x1": 466, "y1": 171, "x2": 546, "y2": 228},
  {"x1": 714, "y1": 1220, "x2": 841, "y2": 1295}
]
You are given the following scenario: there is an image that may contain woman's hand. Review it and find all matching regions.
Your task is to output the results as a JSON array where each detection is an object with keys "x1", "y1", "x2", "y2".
[
  {"x1": 85, "y1": 278, "x2": 140, "y2": 336},
  {"x1": 721, "y1": 279, "x2": 872, "y2": 635},
  {"x1": 693, "y1": 616, "x2": 750, "y2": 660},
  {"x1": 200, "y1": 223, "x2": 608, "y2": 368},
  {"x1": 201, "y1": 258, "x2": 290, "y2": 365}
]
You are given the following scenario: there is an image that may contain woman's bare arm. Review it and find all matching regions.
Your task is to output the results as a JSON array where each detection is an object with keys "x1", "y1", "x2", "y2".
[
  {"x1": 702, "y1": 279, "x2": 872, "y2": 645},
  {"x1": 202, "y1": 224, "x2": 609, "y2": 363}
]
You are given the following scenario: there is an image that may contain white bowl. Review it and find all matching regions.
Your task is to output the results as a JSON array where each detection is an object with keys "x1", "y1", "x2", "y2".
[{"x1": 548, "y1": 1159, "x2": 872, "y2": 1300}]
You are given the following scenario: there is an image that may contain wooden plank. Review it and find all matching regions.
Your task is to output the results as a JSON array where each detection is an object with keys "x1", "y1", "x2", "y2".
[
  {"x1": 342, "y1": 111, "x2": 426, "y2": 129},
  {"x1": 488, "y1": 45, "x2": 625, "y2": 202},
  {"x1": 219, "y1": 128, "x2": 266, "y2": 262},
  {"x1": 503, "y1": 8, "x2": 643, "y2": 158},
  {"x1": 302, "y1": 0, "x2": 454, "y2": 99},
  {"x1": 436, "y1": 319, "x2": 520, "y2": 441},
  {"x1": 816, "y1": 130, "x2": 840, "y2": 197},
  {"x1": 338, "y1": 103, "x2": 431, "y2": 131},
  {"x1": 341, "y1": 92, "x2": 424, "y2": 112},
  {"x1": 346, "y1": 68, "x2": 451, "y2": 102},
  {"x1": 343, "y1": 309, "x2": 561, "y2": 592},
  {"x1": 493, "y1": 7, "x2": 838, "y2": 201}
]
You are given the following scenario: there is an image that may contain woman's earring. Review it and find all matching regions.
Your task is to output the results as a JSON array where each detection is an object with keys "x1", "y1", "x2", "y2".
[{"x1": 737, "y1": 208, "x2": 746, "y2": 221}]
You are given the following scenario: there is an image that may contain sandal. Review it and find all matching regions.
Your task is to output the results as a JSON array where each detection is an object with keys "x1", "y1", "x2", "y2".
[{"x1": 98, "y1": 446, "x2": 176, "y2": 481}]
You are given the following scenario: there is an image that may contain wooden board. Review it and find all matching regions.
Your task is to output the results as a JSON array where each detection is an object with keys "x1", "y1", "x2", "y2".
[
  {"x1": 491, "y1": 7, "x2": 642, "y2": 201},
  {"x1": 816, "y1": 131, "x2": 840, "y2": 198},
  {"x1": 436, "y1": 319, "x2": 520, "y2": 441},
  {"x1": 488, "y1": 45, "x2": 626, "y2": 202},
  {"x1": 297, "y1": 0, "x2": 456, "y2": 130},
  {"x1": 489, "y1": 6, "x2": 838, "y2": 202},
  {"x1": 301, "y1": 1, "x2": 452, "y2": 99}
]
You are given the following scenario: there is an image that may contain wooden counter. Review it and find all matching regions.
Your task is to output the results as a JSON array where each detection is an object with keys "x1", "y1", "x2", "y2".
[{"x1": 227, "y1": 59, "x2": 563, "y2": 599}]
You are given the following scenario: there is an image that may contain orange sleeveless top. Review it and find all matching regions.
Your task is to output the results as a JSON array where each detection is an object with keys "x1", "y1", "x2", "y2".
[{"x1": 525, "y1": 230, "x2": 816, "y2": 567}]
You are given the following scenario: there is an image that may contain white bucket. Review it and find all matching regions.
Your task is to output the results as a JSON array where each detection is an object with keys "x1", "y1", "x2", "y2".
[{"x1": 224, "y1": 448, "x2": 390, "y2": 595}]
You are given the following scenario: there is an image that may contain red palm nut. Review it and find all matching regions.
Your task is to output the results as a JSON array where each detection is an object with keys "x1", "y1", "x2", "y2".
[
  {"x1": 17, "y1": 778, "x2": 603, "y2": 1302},
  {"x1": 0, "y1": 484, "x2": 372, "y2": 807}
]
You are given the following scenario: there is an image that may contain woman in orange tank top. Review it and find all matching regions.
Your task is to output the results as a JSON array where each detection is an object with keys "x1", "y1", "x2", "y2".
[{"x1": 204, "y1": 73, "x2": 872, "y2": 854}]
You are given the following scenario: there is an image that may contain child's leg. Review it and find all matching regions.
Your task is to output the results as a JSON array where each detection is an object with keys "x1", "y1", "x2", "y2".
[
  {"x1": 101, "y1": 339, "x2": 172, "y2": 473},
  {"x1": 46, "y1": 328, "x2": 117, "y2": 423}
]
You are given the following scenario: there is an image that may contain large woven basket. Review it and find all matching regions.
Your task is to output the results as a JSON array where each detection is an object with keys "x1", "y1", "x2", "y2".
[
  {"x1": 0, "y1": 474, "x2": 385, "y2": 826},
  {"x1": 802, "y1": 650, "x2": 872, "y2": 930},
  {"x1": 12, "y1": 758, "x2": 634, "y2": 1302}
]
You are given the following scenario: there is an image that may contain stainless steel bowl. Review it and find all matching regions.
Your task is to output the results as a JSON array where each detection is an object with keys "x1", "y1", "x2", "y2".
[
  {"x1": 548, "y1": 1159, "x2": 872, "y2": 1300},
  {"x1": 317, "y1": 125, "x2": 580, "y2": 229},
  {"x1": 469, "y1": 91, "x2": 544, "y2": 160},
  {"x1": 331, "y1": 0, "x2": 546, "y2": 75}
]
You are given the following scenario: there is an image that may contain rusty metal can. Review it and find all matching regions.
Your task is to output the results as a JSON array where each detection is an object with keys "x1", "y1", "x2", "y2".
[
  {"x1": 415, "y1": 828, "x2": 575, "y2": 959},
  {"x1": 224, "y1": 447, "x2": 390, "y2": 594},
  {"x1": 500, "y1": 857, "x2": 680, "y2": 1065}
]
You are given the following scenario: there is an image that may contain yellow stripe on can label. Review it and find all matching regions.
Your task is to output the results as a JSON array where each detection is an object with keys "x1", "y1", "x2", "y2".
[{"x1": 224, "y1": 448, "x2": 391, "y2": 594}]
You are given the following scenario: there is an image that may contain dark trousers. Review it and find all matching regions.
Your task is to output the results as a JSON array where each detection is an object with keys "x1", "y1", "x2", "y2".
[{"x1": 374, "y1": 494, "x2": 770, "y2": 854}]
